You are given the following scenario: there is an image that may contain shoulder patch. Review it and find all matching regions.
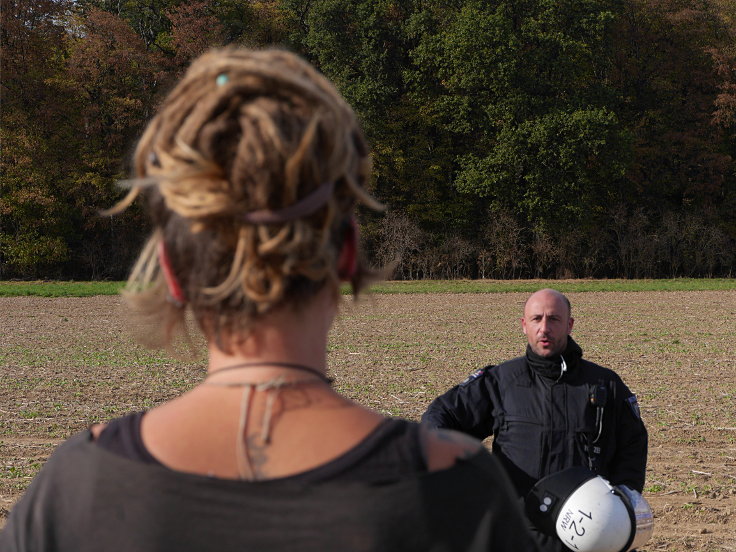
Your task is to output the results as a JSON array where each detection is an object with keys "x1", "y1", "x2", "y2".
[
  {"x1": 460, "y1": 367, "x2": 488, "y2": 386},
  {"x1": 627, "y1": 395, "x2": 641, "y2": 420}
]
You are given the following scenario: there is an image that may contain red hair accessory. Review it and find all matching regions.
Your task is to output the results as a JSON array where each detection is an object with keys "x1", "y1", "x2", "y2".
[
  {"x1": 337, "y1": 217, "x2": 358, "y2": 281},
  {"x1": 158, "y1": 239, "x2": 186, "y2": 307}
]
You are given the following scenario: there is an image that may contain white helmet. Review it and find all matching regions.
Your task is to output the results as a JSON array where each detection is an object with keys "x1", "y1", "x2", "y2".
[{"x1": 525, "y1": 467, "x2": 653, "y2": 552}]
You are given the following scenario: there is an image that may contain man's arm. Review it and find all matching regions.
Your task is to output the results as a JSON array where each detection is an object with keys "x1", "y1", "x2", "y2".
[
  {"x1": 609, "y1": 379, "x2": 648, "y2": 492},
  {"x1": 420, "y1": 366, "x2": 496, "y2": 440}
]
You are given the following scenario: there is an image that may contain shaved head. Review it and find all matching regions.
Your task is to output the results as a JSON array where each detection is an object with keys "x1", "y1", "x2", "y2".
[
  {"x1": 521, "y1": 289, "x2": 574, "y2": 357},
  {"x1": 524, "y1": 289, "x2": 571, "y2": 317}
]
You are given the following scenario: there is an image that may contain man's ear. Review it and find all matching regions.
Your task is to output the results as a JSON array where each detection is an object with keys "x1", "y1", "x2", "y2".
[
  {"x1": 568, "y1": 317, "x2": 575, "y2": 334},
  {"x1": 337, "y1": 217, "x2": 358, "y2": 281}
]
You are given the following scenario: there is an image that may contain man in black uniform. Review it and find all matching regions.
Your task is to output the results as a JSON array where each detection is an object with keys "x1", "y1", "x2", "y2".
[{"x1": 421, "y1": 289, "x2": 648, "y2": 551}]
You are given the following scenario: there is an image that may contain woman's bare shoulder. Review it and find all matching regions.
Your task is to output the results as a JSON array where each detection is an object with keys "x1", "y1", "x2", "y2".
[
  {"x1": 421, "y1": 427, "x2": 484, "y2": 471},
  {"x1": 89, "y1": 423, "x2": 107, "y2": 440}
]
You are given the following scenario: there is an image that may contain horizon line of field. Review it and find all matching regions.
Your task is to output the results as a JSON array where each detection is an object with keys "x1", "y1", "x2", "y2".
[{"x1": 0, "y1": 278, "x2": 735, "y2": 298}]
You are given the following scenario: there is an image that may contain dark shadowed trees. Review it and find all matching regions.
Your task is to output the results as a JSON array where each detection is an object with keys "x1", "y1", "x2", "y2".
[
  {"x1": 1, "y1": 0, "x2": 734, "y2": 279},
  {"x1": 1, "y1": 0, "x2": 77, "y2": 276}
]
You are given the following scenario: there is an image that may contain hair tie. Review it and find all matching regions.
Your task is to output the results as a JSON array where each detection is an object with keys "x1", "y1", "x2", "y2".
[
  {"x1": 242, "y1": 182, "x2": 335, "y2": 225},
  {"x1": 216, "y1": 73, "x2": 229, "y2": 86}
]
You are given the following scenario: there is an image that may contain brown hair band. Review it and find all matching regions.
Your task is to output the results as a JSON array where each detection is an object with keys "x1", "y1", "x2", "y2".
[{"x1": 241, "y1": 182, "x2": 335, "y2": 225}]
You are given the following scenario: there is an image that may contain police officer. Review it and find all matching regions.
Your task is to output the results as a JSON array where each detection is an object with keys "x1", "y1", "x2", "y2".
[{"x1": 421, "y1": 289, "x2": 648, "y2": 552}]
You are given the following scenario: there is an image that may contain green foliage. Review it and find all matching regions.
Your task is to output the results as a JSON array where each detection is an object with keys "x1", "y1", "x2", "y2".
[
  {"x1": 305, "y1": 0, "x2": 409, "y2": 132},
  {"x1": 371, "y1": 278, "x2": 736, "y2": 293},
  {"x1": 457, "y1": 108, "x2": 630, "y2": 230},
  {"x1": 0, "y1": 234, "x2": 69, "y2": 271},
  {"x1": 0, "y1": 281, "x2": 125, "y2": 297},
  {"x1": 1, "y1": 279, "x2": 732, "y2": 297},
  {"x1": 1, "y1": 0, "x2": 79, "y2": 276},
  {"x1": 1, "y1": 0, "x2": 734, "y2": 279},
  {"x1": 408, "y1": 0, "x2": 629, "y2": 233},
  {"x1": 365, "y1": 278, "x2": 736, "y2": 293},
  {"x1": 77, "y1": 0, "x2": 179, "y2": 49}
]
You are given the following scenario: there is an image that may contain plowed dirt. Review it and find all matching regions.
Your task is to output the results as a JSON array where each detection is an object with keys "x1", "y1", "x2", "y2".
[{"x1": 1, "y1": 291, "x2": 734, "y2": 550}]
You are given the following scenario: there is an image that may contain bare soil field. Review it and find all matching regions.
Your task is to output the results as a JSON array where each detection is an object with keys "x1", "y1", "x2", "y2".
[{"x1": 1, "y1": 290, "x2": 735, "y2": 550}]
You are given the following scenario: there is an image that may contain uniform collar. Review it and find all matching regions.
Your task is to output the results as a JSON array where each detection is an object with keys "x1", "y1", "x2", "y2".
[{"x1": 526, "y1": 337, "x2": 583, "y2": 380}]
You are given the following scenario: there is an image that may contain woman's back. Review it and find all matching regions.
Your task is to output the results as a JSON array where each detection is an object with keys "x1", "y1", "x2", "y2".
[{"x1": 4, "y1": 417, "x2": 535, "y2": 551}]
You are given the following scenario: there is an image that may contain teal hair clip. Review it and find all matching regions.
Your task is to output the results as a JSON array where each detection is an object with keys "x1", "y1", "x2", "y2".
[{"x1": 216, "y1": 73, "x2": 229, "y2": 86}]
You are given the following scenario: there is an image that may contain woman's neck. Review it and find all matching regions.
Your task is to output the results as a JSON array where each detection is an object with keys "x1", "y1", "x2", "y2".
[{"x1": 207, "y1": 286, "x2": 335, "y2": 381}]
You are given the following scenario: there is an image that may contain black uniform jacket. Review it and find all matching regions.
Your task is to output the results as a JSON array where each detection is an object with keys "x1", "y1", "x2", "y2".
[{"x1": 421, "y1": 339, "x2": 648, "y2": 498}]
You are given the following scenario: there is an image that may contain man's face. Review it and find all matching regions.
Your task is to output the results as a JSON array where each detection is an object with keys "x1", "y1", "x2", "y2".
[{"x1": 521, "y1": 291, "x2": 574, "y2": 358}]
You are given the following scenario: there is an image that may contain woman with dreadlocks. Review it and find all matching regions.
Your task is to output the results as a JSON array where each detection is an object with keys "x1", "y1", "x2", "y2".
[{"x1": 1, "y1": 48, "x2": 536, "y2": 551}]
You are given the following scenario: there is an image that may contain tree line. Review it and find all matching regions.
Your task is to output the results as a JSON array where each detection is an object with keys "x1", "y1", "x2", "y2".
[{"x1": 2, "y1": 0, "x2": 735, "y2": 280}]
